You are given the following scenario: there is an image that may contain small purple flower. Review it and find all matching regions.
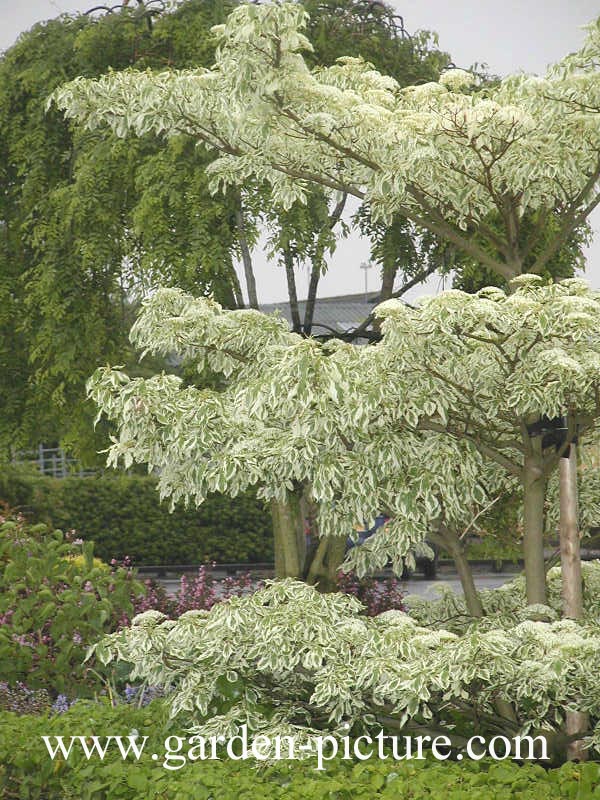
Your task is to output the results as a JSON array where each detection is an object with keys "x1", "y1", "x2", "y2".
[
  {"x1": 124, "y1": 685, "x2": 138, "y2": 703},
  {"x1": 123, "y1": 684, "x2": 163, "y2": 705},
  {"x1": 141, "y1": 686, "x2": 162, "y2": 706},
  {"x1": 51, "y1": 694, "x2": 70, "y2": 714}
]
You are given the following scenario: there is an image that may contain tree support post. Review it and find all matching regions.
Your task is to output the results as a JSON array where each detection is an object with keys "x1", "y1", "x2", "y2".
[
  {"x1": 522, "y1": 437, "x2": 547, "y2": 605},
  {"x1": 559, "y1": 442, "x2": 588, "y2": 761}
]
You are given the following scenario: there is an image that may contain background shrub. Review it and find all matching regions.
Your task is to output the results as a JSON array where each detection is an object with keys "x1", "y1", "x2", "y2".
[
  {"x1": 0, "y1": 514, "x2": 142, "y2": 695},
  {"x1": 130, "y1": 567, "x2": 406, "y2": 620},
  {"x1": 0, "y1": 464, "x2": 273, "y2": 565}
]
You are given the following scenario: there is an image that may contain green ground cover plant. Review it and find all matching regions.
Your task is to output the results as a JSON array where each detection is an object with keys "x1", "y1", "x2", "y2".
[
  {"x1": 1, "y1": 512, "x2": 598, "y2": 794},
  {"x1": 1, "y1": 701, "x2": 598, "y2": 800}
]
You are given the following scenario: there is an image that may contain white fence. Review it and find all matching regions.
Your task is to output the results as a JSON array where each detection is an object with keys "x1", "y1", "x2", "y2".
[{"x1": 12, "y1": 445, "x2": 96, "y2": 478}]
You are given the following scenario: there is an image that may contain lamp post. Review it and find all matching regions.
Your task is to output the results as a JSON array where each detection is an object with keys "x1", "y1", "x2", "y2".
[{"x1": 360, "y1": 261, "x2": 373, "y2": 303}]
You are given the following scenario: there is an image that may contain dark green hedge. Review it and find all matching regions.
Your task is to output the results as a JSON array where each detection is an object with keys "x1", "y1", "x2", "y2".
[
  {"x1": 0, "y1": 465, "x2": 273, "y2": 565},
  {"x1": 1, "y1": 702, "x2": 597, "y2": 800}
]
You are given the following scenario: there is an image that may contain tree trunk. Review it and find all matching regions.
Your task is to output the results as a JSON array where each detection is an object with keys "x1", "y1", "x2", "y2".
[
  {"x1": 234, "y1": 200, "x2": 258, "y2": 309},
  {"x1": 305, "y1": 535, "x2": 346, "y2": 592},
  {"x1": 559, "y1": 443, "x2": 588, "y2": 761},
  {"x1": 379, "y1": 255, "x2": 398, "y2": 302},
  {"x1": 301, "y1": 488, "x2": 344, "y2": 590},
  {"x1": 303, "y1": 261, "x2": 320, "y2": 336},
  {"x1": 559, "y1": 445, "x2": 583, "y2": 618},
  {"x1": 283, "y1": 248, "x2": 302, "y2": 333},
  {"x1": 230, "y1": 268, "x2": 245, "y2": 309},
  {"x1": 435, "y1": 526, "x2": 484, "y2": 617},
  {"x1": 270, "y1": 491, "x2": 344, "y2": 591},
  {"x1": 270, "y1": 496, "x2": 305, "y2": 579},
  {"x1": 433, "y1": 525, "x2": 517, "y2": 724},
  {"x1": 302, "y1": 192, "x2": 347, "y2": 335},
  {"x1": 369, "y1": 253, "x2": 398, "y2": 337},
  {"x1": 522, "y1": 442, "x2": 547, "y2": 605}
]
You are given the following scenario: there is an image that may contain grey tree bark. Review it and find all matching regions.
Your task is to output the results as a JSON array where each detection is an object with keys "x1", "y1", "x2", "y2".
[
  {"x1": 433, "y1": 525, "x2": 484, "y2": 618},
  {"x1": 270, "y1": 490, "x2": 345, "y2": 591},
  {"x1": 234, "y1": 200, "x2": 259, "y2": 309}
]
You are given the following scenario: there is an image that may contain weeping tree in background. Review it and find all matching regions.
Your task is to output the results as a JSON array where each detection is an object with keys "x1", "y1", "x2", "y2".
[
  {"x1": 0, "y1": 2, "x2": 242, "y2": 459},
  {"x1": 52, "y1": 4, "x2": 600, "y2": 597},
  {"x1": 1, "y1": 0, "x2": 450, "y2": 459}
]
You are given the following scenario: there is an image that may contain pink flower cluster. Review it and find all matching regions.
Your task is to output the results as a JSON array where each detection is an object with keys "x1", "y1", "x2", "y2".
[
  {"x1": 336, "y1": 570, "x2": 406, "y2": 616},
  {"x1": 127, "y1": 564, "x2": 262, "y2": 623},
  {"x1": 124, "y1": 562, "x2": 404, "y2": 623}
]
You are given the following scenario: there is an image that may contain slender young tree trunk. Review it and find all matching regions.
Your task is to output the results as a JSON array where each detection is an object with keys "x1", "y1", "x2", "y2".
[
  {"x1": 559, "y1": 443, "x2": 588, "y2": 761},
  {"x1": 305, "y1": 536, "x2": 346, "y2": 592},
  {"x1": 433, "y1": 525, "x2": 517, "y2": 723},
  {"x1": 301, "y1": 487, "x2": 344, "y2": 590},
  {"x1": 234, "y1": 200, "x2": 259, "y2": 309},
  {"x1": 303, "y1": 261, "x2": 320, "y2": 335},
  {"x1": 283, "y1": 248, "x2": 302, "y2": 333},
  {"x1": 559, "y1": 445, "x2": 583, "y2": 617},
  {"x1": 369, "y1": 253, "x2": 398, "y2": 337},
  {"x1": 230, "y1": 268, "x2": 245, "y2": 309},
  {"x1": 302, "y1": 192, "x2": 347, "y2": 335},
  {"x1": 435, "y1": 526, "x2": 484, "y2": 617},
  {"x1": 270, "y1": 489, "x2": 344, "y2": 591},
  {"x1": 522, "y1": 439, "x2": 547, "y2": 605}
]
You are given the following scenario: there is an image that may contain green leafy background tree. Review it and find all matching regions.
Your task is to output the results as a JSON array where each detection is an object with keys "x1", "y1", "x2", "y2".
[{"x1": 0, "y1": 0, "x2": 451, "y2": 460}]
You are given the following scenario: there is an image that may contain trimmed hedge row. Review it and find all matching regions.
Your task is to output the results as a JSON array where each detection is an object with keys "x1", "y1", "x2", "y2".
[
  {"x1": 1, "y1": 702, "x2": 597, "y2": 800},
  {"x1": 0, "y1": 465, "x2": 273, "y2": 565}
]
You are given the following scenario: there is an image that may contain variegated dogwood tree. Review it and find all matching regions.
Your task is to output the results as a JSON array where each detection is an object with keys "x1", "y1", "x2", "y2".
[
  {"x1": 88, "y1": 276, "x2": 600, "y2": 614},
  {"x1": 89, "y1": 286, "x2": 506, "y2": 601},
  {"x1": 50, "y1": 3, "x2": 600, "y2": 287},
  {"x1": 51, "y1": 3, "x2": 600, "y2": 599},
  {"x1": 86, "y1": 278, "x2": 600, "y2": 758},
  {"x1": 373, "y1": 276, "x2": 600, "y2": 610},
  {"x1": 93, "y1": 573, "x2": 600, "y2": 763}
]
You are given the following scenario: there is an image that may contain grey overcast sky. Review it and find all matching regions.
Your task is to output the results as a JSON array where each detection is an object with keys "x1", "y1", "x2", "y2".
[{"x1": 2, "y1": 0, "x2": 599, "y2": 303}]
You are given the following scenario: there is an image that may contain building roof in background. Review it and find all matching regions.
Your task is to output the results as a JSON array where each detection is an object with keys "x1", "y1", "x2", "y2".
[{"x1": 260, "y1": 292, "x2": 382, "y2": 335}]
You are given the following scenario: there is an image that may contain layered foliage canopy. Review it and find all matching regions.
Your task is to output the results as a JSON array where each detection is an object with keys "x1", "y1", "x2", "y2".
[
  {"x1": 52, "y1": 5, "x2": 600, "y2": 285},
  {"x1": 87, "y1": 277, "x2": 600, "y2": 575},
  {"x1": 89, "y1": 287, "x2": 495, "y2": 575}
]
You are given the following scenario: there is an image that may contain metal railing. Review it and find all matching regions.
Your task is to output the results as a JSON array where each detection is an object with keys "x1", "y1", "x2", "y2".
[{"x1": 12, "y1": 445, "x2": 96, "y2": 479}]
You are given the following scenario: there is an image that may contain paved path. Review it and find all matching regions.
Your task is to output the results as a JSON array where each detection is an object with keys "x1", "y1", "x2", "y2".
[
  {"x1": 156, "y1": 570, "x2": 518, "y2": 599},
  {"x1": 399, "y1": 572, "x2": 517, "y2": 600}
]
